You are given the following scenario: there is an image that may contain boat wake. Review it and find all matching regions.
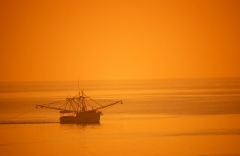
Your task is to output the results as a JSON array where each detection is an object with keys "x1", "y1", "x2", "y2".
[{"x1": 0, "y1": 121, "x2": 59, "y2": 124}]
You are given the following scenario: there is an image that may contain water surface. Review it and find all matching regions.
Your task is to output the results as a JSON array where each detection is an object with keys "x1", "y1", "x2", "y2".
[{"x1": 0, "y1": 78, "x2": 240, "y2": 156}]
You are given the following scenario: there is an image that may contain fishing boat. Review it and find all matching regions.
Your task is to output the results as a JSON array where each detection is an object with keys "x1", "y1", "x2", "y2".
[{"x1": 36, "y1": 91, "x2": 122, "y2": 124}]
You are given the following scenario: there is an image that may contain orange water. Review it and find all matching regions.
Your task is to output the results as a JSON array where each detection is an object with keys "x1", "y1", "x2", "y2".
[
  {"x1": 1, "y1": 114, "x2": 240, "y2": 156},
  {"x1": 0, "y1": 78, "x2": 240, "y2": 155}
]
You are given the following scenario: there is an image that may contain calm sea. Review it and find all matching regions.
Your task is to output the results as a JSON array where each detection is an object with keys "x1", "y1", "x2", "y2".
[{"x1": 0, "y1": 78, "x2": 240, "y2": 156}]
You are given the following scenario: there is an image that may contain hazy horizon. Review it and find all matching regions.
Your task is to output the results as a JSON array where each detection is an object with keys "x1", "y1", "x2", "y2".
[{"x1": 1, "y1": 76, "x2": 240, "y2": 83}]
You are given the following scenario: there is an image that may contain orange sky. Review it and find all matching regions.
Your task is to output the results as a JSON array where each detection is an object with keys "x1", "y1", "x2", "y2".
[{"x1": 1, "y1": 0, "x2": 240, "y2": 81}]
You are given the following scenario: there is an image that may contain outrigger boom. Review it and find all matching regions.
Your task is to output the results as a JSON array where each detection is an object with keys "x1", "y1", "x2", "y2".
[{"x1": 36, "y1": 91, "x2": 122, "y2": 124}]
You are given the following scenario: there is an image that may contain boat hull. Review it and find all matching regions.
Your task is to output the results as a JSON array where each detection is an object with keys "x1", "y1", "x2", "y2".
[{"x1": 60, "y1": 111, "x2": 101, "y2": 124}]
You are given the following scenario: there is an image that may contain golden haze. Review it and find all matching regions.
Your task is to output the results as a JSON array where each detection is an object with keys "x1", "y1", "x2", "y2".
[{"x1": 1, "y1": 0, "x2": 240, "y2": 81}]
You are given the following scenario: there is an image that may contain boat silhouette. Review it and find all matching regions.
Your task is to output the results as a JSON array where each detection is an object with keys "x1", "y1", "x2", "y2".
[{"x1": 36, "y1": 91, "x2": 122, "y2": 124}]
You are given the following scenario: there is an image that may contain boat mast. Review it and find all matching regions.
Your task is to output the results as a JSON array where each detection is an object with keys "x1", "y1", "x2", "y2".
[{"x1": 81, "y1": 90, "x2": 87, "y2": 112}]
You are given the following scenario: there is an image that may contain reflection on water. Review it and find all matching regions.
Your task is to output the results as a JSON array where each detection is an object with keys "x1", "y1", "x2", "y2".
[{"x1": 60, "y1": 123, "x2": 101, "y2": 130}]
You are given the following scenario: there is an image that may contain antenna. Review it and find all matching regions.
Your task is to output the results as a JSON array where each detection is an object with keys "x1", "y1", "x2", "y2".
[{"x1": 78, "y1": 75, "x2": 80, "y2": 95}]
